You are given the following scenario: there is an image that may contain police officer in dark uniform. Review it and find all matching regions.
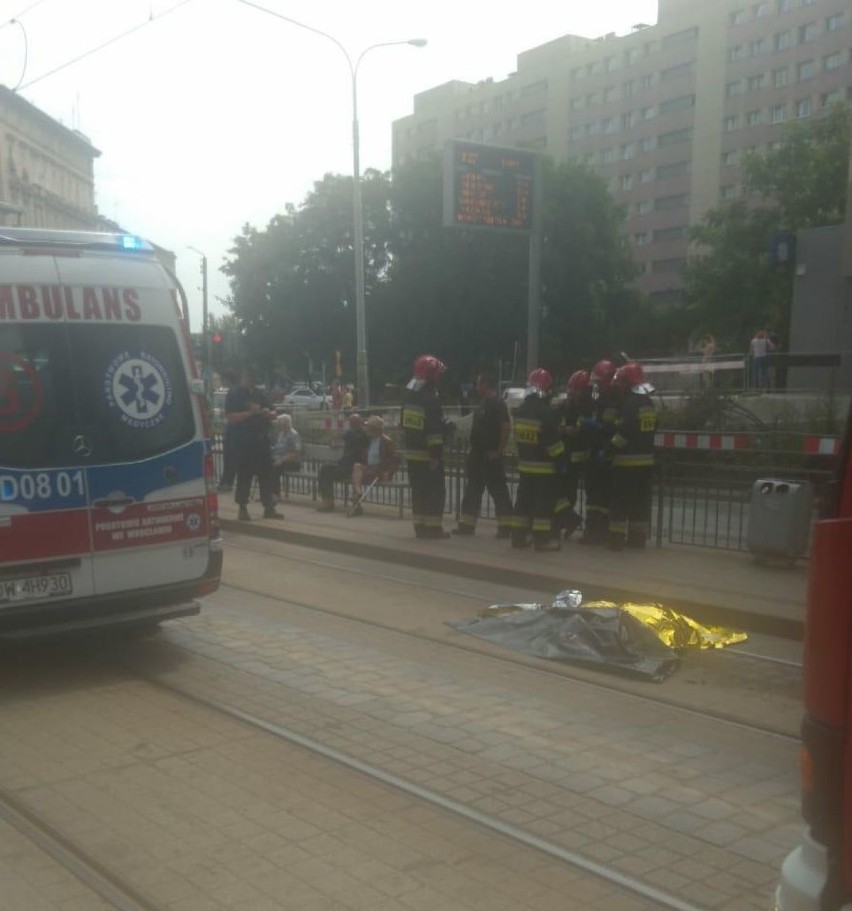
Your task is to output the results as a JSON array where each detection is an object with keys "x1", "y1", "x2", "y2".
[
  {"x1": 401, "y1": 354, "x2": 449, "y2": 539},
  {"x1": 225, "y1": 366, "x2": 282, "y2": 522},
  {"x1": 580, "y1": 359, "x2": 619, "y2": 545},
  {"x1": 511, "y1": 368, "x2": 564, "y2": 552},
  {"x1": 452, "y1": 372, "x2": 512, "y2": 538},
  {"x1": 554, "y1": 369, "x2": 592, "y2": 540},
  {"x1": 608, "y1": 362, "x2": 657, "y2": 551}
]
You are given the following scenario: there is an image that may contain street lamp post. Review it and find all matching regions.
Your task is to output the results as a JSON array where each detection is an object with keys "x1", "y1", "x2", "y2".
[
  {"x1": 187, "y1": 246, "x2": 211, "y2": 386},
  {"x1": 237, "y1": 0, "x2": 426, "y2": 407}
]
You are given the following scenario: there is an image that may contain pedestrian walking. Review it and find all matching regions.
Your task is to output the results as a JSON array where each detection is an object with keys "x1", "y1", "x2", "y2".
[
  {"x1": 607, "y1": 362, "x2": 657, "y2": 551},
  {"x1": 317, "y1": 413, "x2": 368, "y2": 512},
  {"x1": 226, "y1": 367, "x2": 282, "y2": 521},
  {"x1": 452, "y1": 372, "x2": 513, "y2": 538},
  {"x1": 511, "y1": 368, "x2": 564, "y2": 552},
  {"x1": 402, "y1": 354, "x2": 449, "y2": 539}
]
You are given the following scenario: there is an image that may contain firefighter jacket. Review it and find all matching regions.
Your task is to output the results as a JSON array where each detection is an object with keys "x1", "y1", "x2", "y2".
[
  {"x1": 513, "y1": 394, "x2": 565, "y2": 475},
  {"x1": 401, "y1": 385, "x2": 445, "y2": 463},
  {"x1": 611, "y1": 390, "x2": 657, "y2": 468},
  {"x1": 559, "y1": 390, "x2": 593, "y2": 466}
]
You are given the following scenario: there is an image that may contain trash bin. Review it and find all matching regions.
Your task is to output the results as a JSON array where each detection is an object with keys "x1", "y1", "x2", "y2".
[{"x1": 747, "y1": 479, "x2": 813, "y2": 560}]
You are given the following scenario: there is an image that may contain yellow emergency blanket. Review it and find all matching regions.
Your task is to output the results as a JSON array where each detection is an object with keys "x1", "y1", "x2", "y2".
[{"x1": 582, "y1": 601, "x2": 748, "y2": 651}]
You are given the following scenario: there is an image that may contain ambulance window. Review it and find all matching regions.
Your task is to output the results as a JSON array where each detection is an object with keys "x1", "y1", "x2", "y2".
[
  {"x1": 0, "y1": 325, "x2": 77, "y2": 469},
  {"x1": 66, "y1": 324, "x2": 194, "y2": 464}
]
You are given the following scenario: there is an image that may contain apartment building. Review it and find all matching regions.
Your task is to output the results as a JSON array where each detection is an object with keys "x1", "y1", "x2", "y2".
[
  {"x1": 392, "y1": 0, "x2": 851, "y2": 304},
  {"x1": 0, "y1": 85, "x2": 100, "y2": 230}
]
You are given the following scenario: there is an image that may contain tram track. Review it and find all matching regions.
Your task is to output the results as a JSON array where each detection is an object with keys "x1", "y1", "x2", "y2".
[
  {"x1": 0, "y1": 786, "x2": 161, "y2": 911},
  {"x1": 217, "y1": 545, "x2": 801, "y2": 743}
]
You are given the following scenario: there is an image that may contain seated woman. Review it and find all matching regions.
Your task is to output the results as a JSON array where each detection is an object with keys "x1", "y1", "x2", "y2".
[
  {"x1": 349, "y1": 415, "x2": 398, "y2": 516},
  {"x1": 272, "y1": 413, "x2": 302, "y2": 494}
]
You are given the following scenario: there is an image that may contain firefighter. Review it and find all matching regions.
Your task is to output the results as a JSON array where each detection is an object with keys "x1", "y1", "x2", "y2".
[
  {"x1": 452, "y1": 372, "x2": 513, "y2": 537},
  {"x1": 554, "y1": 369, "x2": 592, "y2": 540},
  {"x1": 580, "y1": 358, "x2": 619, "y2": 545},
  {"x1": 608, "y1": 362, "x2": 657, "y2": 551},
  {"x1": 511, "y1": 368, "x2": 564, "y2": 552},
  {"x1": 401, "y1": 354, "x2": 449, "y2": 539}
]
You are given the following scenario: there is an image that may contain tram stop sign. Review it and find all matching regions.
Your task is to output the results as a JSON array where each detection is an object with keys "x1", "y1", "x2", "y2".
[{"x1": 443, "y1": 140, "x2": 537, "y2": 233}]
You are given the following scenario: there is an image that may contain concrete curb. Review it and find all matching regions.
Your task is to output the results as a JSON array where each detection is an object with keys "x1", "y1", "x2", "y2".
[{"x1": 221, "y1": 518, "x2": 804, "y2": 641}]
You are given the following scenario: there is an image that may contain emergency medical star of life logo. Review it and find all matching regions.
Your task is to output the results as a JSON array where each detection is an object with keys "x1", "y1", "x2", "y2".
[{"x1": 104, "y1": 351, "x2": 173, "y2": 430}]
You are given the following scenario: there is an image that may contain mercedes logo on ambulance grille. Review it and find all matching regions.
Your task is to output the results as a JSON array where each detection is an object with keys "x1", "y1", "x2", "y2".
[{"x1": 72, "y1": 435, "x2": 92, "y2": 457}]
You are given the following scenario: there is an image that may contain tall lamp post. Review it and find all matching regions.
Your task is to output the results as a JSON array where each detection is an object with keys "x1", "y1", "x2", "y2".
[
  {"x1": 238, "y1": 0, "x2": 426, "y2": 407},
  {"x1": 187, "y1": 246, "x2": 211, "y2": 386}
]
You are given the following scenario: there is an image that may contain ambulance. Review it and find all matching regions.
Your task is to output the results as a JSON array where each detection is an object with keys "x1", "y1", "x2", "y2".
[{"x1": 0, "y1": 227, "x2": 222, "y2": 638}]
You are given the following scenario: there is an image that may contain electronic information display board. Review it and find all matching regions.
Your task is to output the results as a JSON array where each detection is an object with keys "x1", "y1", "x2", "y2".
[{"x1": 443, "y1": 141, "x2": 536, "y2": 232}]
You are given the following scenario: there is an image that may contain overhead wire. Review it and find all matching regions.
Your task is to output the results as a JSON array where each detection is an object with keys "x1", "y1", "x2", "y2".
[
  {"x1": 16, "y1": 0, "x2": 195, "y2": 91},
  {"x1": 2, "y1": 0, "x2": 53, "y2": 28},
  {"x1": 9, "y1": 18, "x2": 28, "y2": 90}
]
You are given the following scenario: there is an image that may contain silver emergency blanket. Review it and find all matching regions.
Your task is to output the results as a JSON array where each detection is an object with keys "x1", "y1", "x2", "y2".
[{"x1": 450, "y1": 590, "x2": 746, "y2": 682}]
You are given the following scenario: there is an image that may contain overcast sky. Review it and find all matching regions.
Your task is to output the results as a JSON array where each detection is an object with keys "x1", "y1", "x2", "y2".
[{"x1": 1, "y1": 0, "x2": 658, "y2": 328}]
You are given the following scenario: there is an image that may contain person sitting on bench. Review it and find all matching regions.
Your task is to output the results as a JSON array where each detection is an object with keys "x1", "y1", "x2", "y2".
[
  {"x1": 349, "y1": 416, "x2": 399, "y2": 517},
  {"x1": 317, "y1": 413, "x2": 367, "y2": 512},
  {"x1": 272, "y1": 413, "x2": 302, "y2": 494}
]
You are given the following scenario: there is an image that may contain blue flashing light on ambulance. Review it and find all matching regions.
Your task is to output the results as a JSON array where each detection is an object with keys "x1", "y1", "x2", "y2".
[{"x1": 0, "y1": 227, "x2": 222, "y2": 638}]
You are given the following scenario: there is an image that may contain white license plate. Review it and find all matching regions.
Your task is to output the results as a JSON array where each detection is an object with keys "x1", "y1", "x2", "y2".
[{"x1": 0, "y1": 573, "x2": 73, "y2": 603}]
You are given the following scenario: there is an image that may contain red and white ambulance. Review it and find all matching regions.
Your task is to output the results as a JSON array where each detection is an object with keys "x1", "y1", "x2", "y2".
[{"x1": 0, "y1": 228, "x2": 222, "y2": 638}]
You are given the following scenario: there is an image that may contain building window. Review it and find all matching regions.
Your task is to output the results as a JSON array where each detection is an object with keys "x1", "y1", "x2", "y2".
[
  {"x1": 638, "y1": 136, "x2": 655, "y2": 152},
  {"x1": 635, "y1": 199, "x2": 654, "y2": 214},
  {"x1": 771, "y1": 103, "x2": 787, "y2": 122},
  {"x1": 568, "y1": 125, "x2": 582, "y2": 139},
  {"x1": 662, "y1": 27, "x2": 699, "y2": 48},
  {"x1": 620, "y1": 174, "x2": 633, "y2": 190},
  {"x1": 571, "y1": 67, "x2": 583, "y2": 81},
  {"x1": 585, "y1": 121, "x2": 599, "y2": 136},
  {"x1": 622, "y1": 111, "x2": 637, "y2": 130},
  {"x1": 639, "y1": 73, "x2": 654, "y2": 90},
  {"x1": 729, "y1": 44, "x2": 746, "y2": 62},
  {"x1": 746, "y1": 109, "x2": 764, "y2": 125},
  {"x1": 585, "y1": 152, "x2": 598, "y2": 166},
  {"x1": 634, "y1": 231, "x2": 651, "y2": 245},
  {"x1": 798, "y1": 60, "x2": 815, "y2": 81},
  {"x1": 651, "y1": 257, "x2": 688, "y2": 273},
  {"x1": 604, "y1": 86, "x2": 617, "y2": 103},
  {"x1": 724, "y1": 115, "x2": 740, "y2": 131},
  {"x1": 799, "y1": 22, "x2": 817, "y2": 43},
  {"x1": 824, "y1": 52, "x2": 844, "y2": 70},
  {"x1": 777, "y1": 0, "x2": 792, "y2": 11},
  {"x1": 796, "y1": 97, "x2": 812, "y2": 118},
  {"x1": 601, "y1": 148, "x2": 615, "y2": 164},
  {"x1": 731, "y1": 9, "x2": 749, "y2": 25},
  {"x1": 750, "y1": 38, "x2": 768, "y2": 55},
  {"x1": 639, "y1": 168, "x2": 654, "y2": 183},
  {"x1": 726, "y1": 80, "x2": 743, "y2": 97},
  {"x1": 624, "y1": 47, "x2": 639, "y2": 65},
  {"x1": 623, "y1": 79, "x2": 635, "y2": 99},
  {"x1": 773, "y1": 67, "x2": 789, "y2": 86},
  {"x1": 722, "y1": 150, "x2": 739, "y2": 166},
  {"x1": 821, "y1": 89, "x2": 843, "y2": 107},
  {"x1": 660, "y1": 61, "x2": 695, "y2": 81},
  {"x1": 653, "y1": 225, "x2": 689, "y2": 241},
  {"x1": 774, "y1": 30, "x2": 791, "y2": 50},
  {"x1": 621, "y1": 142, "x2": 635, "y2": 160},
  {"x1": 754, "y1": 2, "x2": 771, "y2": 17},
  {"x1": 751, "y1": 74, "x2": 768, "y2": 91},
  {"x1": 659, "y1": 127, "x2": 693, "y2": 145},
  {"x1": 522, "y1": 80, "x2": 548, "y2": 97},
  {"x1": 602, "y1": 117, "x2": 616, "y2": 134},
  {"x1": 656, "y1": 160, "x2": 690, "y2": 179},
  {"x1": 570, "y1": 97, "x2": 583, "y2": 111},
  {"x1": 603, "y1": 56, "x2": 615, "y2": 73},
  {"x1": 659, "y1": 94, "x2": 696, "y2": 114},
  {"x1": 586, "y1": 92, "x2": 600, "y2": 106},
  {"x1": 722, "y1": 185, "x2": 741, "y2": 200},
  {"x1": 656, "y1": 193, "x2": 689, "y2": 210},
  {"x1": 826, "y1": 13, "x2": 845, "y2": 31}
]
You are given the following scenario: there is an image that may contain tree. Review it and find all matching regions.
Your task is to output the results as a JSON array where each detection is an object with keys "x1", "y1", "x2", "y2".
[{"x1": 685, "y1": 102, "x2": 851, "y2": 347}]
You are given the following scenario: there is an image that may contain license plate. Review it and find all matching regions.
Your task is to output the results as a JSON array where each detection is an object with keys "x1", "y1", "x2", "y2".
[{"x1": 0, "y1": 573, "x2": 73, "y2": 603}]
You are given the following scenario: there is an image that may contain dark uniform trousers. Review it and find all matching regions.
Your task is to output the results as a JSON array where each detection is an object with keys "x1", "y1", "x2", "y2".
[
  {"x1": 512, "y1": 473, "x2": 558, "y2": 545},
  {"x1": 408, "y1": 461, "x2": 446, "y2": 536},
  {"x1": 459, "y1": 454, "x2": 513, "y2": 531},
  {"x1": 235, "y1": 448, "x2": 275, "y2": 510},
  {"x1": 608, "y1": 466, "x2": 652, "y2": 546},
  {"x1": 583, "y1": 459, "x2": 612, "y2": 542}
]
